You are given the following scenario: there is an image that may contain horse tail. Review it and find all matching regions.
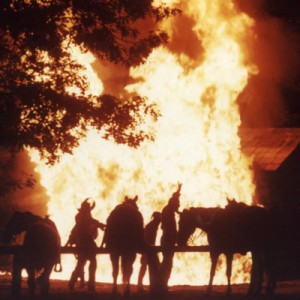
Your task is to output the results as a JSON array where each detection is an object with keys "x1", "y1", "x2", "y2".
[
  {"x1": 100, "y1": 228, "x2": 107, "y2": 248},
  {"x1": 55, "y1": 230, "x2": 63, "y2": 272},
  {"x1": 53, "y1": 240, "x2": 62, "y2": 272},
  {"x1": 45, "y1": 218, "x2": 63, "y2": 273}
]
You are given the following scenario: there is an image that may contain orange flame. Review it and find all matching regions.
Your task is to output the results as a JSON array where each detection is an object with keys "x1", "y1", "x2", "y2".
[{"x1": 29, "y1": 0, "x2": 257, "y2": 286}]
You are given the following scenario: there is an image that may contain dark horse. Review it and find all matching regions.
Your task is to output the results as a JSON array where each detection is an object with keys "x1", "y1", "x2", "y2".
[
  {"x1": 265, "y1": 207, "x2": 300, "y2": 295},
  {"x1": 178, "y1": 200, "x2": 271, "y2": 296},
  {"x1": 2, "y1": 211, "x2": 61, "y2": 296},
  {"x1": 103, "y1": 196, "x2": 144, "y2": 296}
]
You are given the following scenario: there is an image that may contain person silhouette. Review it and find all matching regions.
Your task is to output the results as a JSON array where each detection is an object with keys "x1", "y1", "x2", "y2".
[
  {"x1": 66, "y1": 198, "x2": 105, "y2": 292},
  {"x1": 137, "y1": 211, "x2": 161, "y2": 294},
  {"x1": 158, "y1": 183, "x2": 181, "y2": 294}
]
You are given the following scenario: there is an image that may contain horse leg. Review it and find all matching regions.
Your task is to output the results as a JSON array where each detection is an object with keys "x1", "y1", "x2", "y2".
[
  {"x1": 248, "y1": 251, "x2": 258, "y2": 295},
  {"x1": 266, "y1": 275, "x2": 277, "y2": 297},
  {"x1": 254, "y1": 251, "x2": 264, "y2": 296},
  {"x1": 265, "y1": 257, "x2": 277, "y2": 297},
  {"x1": 247, "y1": 255, "x2": 255, "y2": 295},
  {"x1": 38, "y1": 264, "x2": 53, "y2": 296},
  {"x1": 137, "y1": 254, "x2": 147, "y2": 292},
  {"x1": 225, "y1": 253, "x2": 233, "y2": 295},
  {"x1": 11, "y1": 255, "x2": 22, "y2": 296},
  {"x1": 122, "y1": 252, "x2": 136, "y2": 297},
  {"x1": 265, "y1": 248, "x2": 277, "y2": 296},
  {"x1": 248, "y1": 250, "x2": 265, "y2": 296},
  {"x1": 26, "y1": 266, "x2": 36, "y2": 295},
  {"x1": 207, "y1": 252, "x2": 218, "y2": 295},
  {"x1": 110, "y1": 253, "x2": 119, "y2": 295},
  {"x1": 121, "y1": 254, "x2": 130, "y2": 296}
]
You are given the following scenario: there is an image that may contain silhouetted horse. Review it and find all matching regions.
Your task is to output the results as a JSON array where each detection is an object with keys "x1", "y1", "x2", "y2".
[
  {"x1": 2, "y1": 211, "x2": 61, "y2": 296},
  {"x1": 103, "y1": 196, "x2": 144, "y2": 296},
  {"x1": 178, "y1": 201, "x2": 271, "y2": 296},
  {"x1": 265, "y1": 207, "x2": 300, "y2": 295}
]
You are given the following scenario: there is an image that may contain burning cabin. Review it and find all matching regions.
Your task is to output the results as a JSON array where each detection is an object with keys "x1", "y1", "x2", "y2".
[{"x1": 240, "y1": 128, "x2": 300, "y2": 209}]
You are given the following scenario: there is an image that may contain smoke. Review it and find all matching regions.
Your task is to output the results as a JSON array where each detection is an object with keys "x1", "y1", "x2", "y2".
[
  {"x1": 165, "y1": 13, "x2": 204, "y2": 62},
  {"x1": 234, "y1": 0, "x2": 300, "y2": 127},
  {"x1": 92, "y1": 0, "x2": 300, "y2": 127},
  {"x1": 0, "y1": 151, "x2": 49, "y2": 222},
  {"x1": 92, "y1": 59, "x2": 131, "y2": 97}
]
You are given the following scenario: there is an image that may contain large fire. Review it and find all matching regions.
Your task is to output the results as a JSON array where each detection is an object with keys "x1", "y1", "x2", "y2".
[{"x1": 29, "y1": 0, "x2": 257, "y2": 286}]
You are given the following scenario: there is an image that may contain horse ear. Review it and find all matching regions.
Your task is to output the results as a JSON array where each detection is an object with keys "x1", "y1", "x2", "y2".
[
  {"x1": 90, "y1": 201, "x2": 96, "y2": 210},
  {"x1": 125, "y1": 196, "x2": 128, "y2": 201},
  {"x1": 226, "y1": 197, "x2": 232, "y2": 204},
  {"x1": 133, "y1": 195, "x2": 138, "y2": 202}
]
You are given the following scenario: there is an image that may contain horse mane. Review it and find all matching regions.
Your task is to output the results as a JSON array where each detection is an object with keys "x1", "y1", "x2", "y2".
[
  {"x1": 185, "y1": 207, "x2": 223, "y2": 223},
  {"x1": 22, "y1": 211, "x2": 43, "y2": 220},
  {"x1": 225, "y1": 199, "x2": 248, "y2": 211},
  {"x1": 12, "y1": 210, "x2": 42, "y2": 218}
]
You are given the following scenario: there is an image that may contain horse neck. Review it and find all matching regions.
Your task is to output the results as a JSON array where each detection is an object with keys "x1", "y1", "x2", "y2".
[
  {"x1": 193, "y1": 207, "x2": 221, "y2": 231},
  {"x1": 21, "y1": 213, "x2": 43, "y2": 229}
]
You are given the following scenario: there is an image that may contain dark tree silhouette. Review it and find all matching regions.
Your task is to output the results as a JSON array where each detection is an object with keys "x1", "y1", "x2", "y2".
[
  {"x1": 0, "y1": 0, "x2": 180, "y2": 164},
  {"x1": 0, "y1": 151, "x2": 35, "y2": 197}
]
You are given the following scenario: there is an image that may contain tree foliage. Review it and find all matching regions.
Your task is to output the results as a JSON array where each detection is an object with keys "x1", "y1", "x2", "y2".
[
  {"x1": 0, "y1": 150, "x2": 36, "y2": 197},
  {"x1": 0, "y1": 0, "x2": 179, "y2": 163}
]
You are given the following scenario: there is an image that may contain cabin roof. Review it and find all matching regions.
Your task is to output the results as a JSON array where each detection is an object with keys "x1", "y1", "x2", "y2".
[{"x1": 239, "y1": 128, "x2": 300, "y2": 171}]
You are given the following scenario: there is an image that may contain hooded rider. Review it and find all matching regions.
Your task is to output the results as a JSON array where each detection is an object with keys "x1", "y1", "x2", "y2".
[{"x1": 67, "y1": 198, "x2": 105, "y2": 292}]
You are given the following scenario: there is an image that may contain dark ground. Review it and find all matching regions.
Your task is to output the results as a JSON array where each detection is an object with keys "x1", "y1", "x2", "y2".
[{"x1": 0, "y1": 275, "x2": 300, "y2": 300}]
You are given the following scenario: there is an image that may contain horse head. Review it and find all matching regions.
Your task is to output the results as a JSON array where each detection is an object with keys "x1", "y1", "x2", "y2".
[
  {"x1": 178, "y1": 208, "x2": 199, "y2": 246},
  {"x1": 123, "y1": 195, "x2": 139, "y2": 209},
  {"x1": 225, "y1": 197, "x2": 247, "y2": 212},
  {"x1": 178, "y1": 207, "x2": 223, "y2": 245}
]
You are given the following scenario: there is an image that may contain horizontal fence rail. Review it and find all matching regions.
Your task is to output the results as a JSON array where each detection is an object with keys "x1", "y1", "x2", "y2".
[{"x1": 0, "y1": 245, "x2": 210, "y2": 255}]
